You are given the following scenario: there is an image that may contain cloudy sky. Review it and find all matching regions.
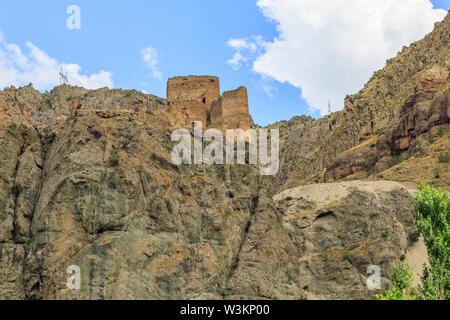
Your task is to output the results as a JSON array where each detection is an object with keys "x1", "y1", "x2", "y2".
[{"x1": 0, "y1": 0, "x2": 448, "y2": 125}]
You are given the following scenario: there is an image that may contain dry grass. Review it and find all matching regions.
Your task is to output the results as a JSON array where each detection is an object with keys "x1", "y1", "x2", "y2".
[{"x1": 374, "y1": 134, "x2": 450, "y2": 191}]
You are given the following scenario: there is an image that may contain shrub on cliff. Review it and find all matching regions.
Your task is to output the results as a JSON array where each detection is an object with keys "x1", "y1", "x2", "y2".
[
  {"x1": 376, "y1": 263, "x2": 416, "y2": 300},
  {"x1": 414, "y1": 185, "x2": 449, "y2": 300},
  {"x1": 377, "y1": 186, "x2": 449, "y2": 300}
]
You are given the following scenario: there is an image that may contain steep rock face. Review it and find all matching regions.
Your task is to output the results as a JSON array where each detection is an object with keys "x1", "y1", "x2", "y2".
[
  {"x1": 227, "y1": 181, "x2": 418, "y2": 300},
  {"x1": 385, "y1": 66, "x2": 449, "y2": 157},
  {"x1": 0, "y1": 84, "x2": 421, "y2": 299},
  {"x1": 1, "y1": 13, "x2": 448, "y2": 301},
  {"x1": 324, "y1": 66, "x2": 449, "y2": 182},
  {"x1": 274, "y1": 13, "x2": 449, "y2": 190},
  {"x1": 14, "y1": 112, "x2": 262, "y2": 300}
]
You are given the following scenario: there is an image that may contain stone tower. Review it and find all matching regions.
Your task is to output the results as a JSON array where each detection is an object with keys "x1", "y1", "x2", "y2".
[{"x1": 166, "y1": 75, "x2": 251, "y2": 131}]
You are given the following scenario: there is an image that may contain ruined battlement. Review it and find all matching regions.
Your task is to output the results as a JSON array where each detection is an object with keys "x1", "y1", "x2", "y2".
[
  {"x1": 166, "y1": 76, "x2": 251, "y2": 130},
  {"x1": 167, "y1": 76, "x2": 220, "y2": 112},
  {"x1": 210, "y1": 86, "x2": 251, "y2": 131}
]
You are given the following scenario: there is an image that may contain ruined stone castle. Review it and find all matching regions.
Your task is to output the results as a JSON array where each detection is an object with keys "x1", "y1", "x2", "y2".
[{"x1": 166, "y1": 76, "x2": 252, "y2": 131}]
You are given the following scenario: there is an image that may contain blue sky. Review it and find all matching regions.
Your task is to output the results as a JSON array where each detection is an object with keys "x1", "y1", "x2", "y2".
[{"x1": 0, "y1": 1, "x2": 448, "y2": 125}]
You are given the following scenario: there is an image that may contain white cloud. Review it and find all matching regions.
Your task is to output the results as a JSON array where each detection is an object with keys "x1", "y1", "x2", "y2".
[
  {"x1": 228, "y1": 0, "x2": 447, "y2": 115},
  {"x1": 0, "y1": 32, "x2": 114, "y2": 91},
  {"x1": 141, "y1": 46, "x2": 162, "y2": 79},
  {"x1": 226, "y1": 36, "x2": 266, "y2": 70}
]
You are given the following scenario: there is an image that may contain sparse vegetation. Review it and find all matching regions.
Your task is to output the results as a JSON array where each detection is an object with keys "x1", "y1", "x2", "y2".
[
  {"x1": 437, "y1": 126, "x2": 445, "y2": 137},
  {"x1": 376, "y1": 263, "x2": 416, "y2": 300},
  {"x1": 367, "y1": 155, "x2": 377, "y2": 169},
  {"x1": 433, "y1": 166, "x2": 441, "y2": 179},
  {"x1": 414, "y1": 186, "x2": 449, "y2": 300},
  {"x1": 428, "y1": 134, "x2": 436, "y2": 145},
  {"x1": 315, "y1": 225, "x2": 326, "y2": 232},
  {"x1": 369, "y1": 212, "x2": 379, "y2": 218},
  {"x1": 389, "y1": 156, "x2": 403, "y2": 167},
  {"x1": 438, "y1": 152, "x2": 449, "y2": 164},
  {"x1": 109, "y1": 151, "x2": 120, "y2": 167},
  {"x1": 409, "y1": 231, "x2": 421, "y2": 243}
]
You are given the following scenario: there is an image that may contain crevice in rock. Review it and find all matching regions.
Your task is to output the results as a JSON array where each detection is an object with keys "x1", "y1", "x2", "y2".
[
  {"x1": 11, "y1": 145, "x2": 25, "y2": 244},
  {"x1": 222, "y1": 183, "x2": 261, "y2": 297}
]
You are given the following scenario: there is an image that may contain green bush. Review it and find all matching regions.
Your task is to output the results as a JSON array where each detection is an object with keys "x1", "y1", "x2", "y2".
[
  {"x1": 437, "y1": 126, "x2": 445, "y2": 137},
  {"x1": 433, "y1": 166, "x2": 441, "y2": 179},
  {"x1": 376, "y1": 263, "x2": 416, "y2": 300},
  {"x1": 438, "y1": 152, "x2": 449, "y2": 164},
  {"x1": 369, "y1": 212, "x2": 379, "y2": 218},
  {"x1": 414, "y1": 185, "x2": 450, "y2": 300},
  {"x1": 367, "y1": 155, "x2": 377, "y2": 169},
  {"x1": 389, "y1": 156, "x2": 403, "y2": 167},
  {"x1": 109, "y1": 152, "x2": 120, "y2": 167}
]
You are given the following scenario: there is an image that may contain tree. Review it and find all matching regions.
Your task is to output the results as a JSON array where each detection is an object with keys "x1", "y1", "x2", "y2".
[
  {"x1": 377, "y1": 186, "x2": 449, "y2": 300},
  {"x1": 414, "y1": 185, "x2": 449, "y2": 300},
  {"x1": 376, "y1": 263, "x2": 416, "y2": 300}
]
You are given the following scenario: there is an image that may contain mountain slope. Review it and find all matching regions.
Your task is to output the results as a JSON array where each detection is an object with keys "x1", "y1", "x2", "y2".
[{"x1": 274, "y1": 12, "x2": 449, "y2": 191}]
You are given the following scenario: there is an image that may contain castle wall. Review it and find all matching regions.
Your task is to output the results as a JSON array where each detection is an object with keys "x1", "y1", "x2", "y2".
[
  {"x1": 167, "y1": 76, "x2": 220, "y2": 112},
  {"x1": 221, "y1": 86, "x2": 251, "y2": 131},
  {"x1": 166, "y1": 76, "x2": 251, "y2": 131},
  {"x1": 168, "y1": 100, "x2": 208, "y2": 128},
  {"x1": 209, "y1": 98, "x2": 223, "y2": 128}
]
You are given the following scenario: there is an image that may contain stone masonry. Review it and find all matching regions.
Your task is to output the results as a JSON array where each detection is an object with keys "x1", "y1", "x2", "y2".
[{"x1": 167, "y1": 75, "x2": 251, "y2": 130}]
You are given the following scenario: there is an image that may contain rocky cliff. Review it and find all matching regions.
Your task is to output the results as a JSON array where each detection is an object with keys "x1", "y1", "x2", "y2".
[
  {"x1": 274, "y1": 13, "x2": 449, "y2": 192},
  {"x1": 0, "y1": 13, "x2": 448, "y2": 300},
  {"x1": 0, "y1": 86, "x2": 425, "y2": 300}
]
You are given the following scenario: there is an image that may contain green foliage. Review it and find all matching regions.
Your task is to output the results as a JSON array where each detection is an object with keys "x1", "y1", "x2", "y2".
[
  {"x1": 389, "y1": 155, "x2": 403, "y2": 167},
  {"x1": 367, "y1": 155, "x2": 377, "y2": 169},
  {"x1": 438, "y1": 152, "x2": 449, "y2": 164},
  {"x1": 376, "y1": 263, "x2": 416, "y2": 300},
  {"x1": 428, "y1": 134, "x2": 436, "y2": 145},
  {"x1": 315, "y1": 225, "x2": 326, "y2": 232},
  {"x1": 433, "y1": 166, "x2": 441, "y2": 179},
  {"x1": 369, "y1": 212, "x2": 379, "y2": 218},
  {"x1": 146, "y1": 108, "x2": 154, "y2": 115},
  {"x1": 414, "y1": 185, "x2": 450, "y2": 300},
  {"x1": 109, "y1": 151, "x2": 120, "y2": 167},
  {"x1": 437, "y1": 126, "x2": 445, "y2": 138}
]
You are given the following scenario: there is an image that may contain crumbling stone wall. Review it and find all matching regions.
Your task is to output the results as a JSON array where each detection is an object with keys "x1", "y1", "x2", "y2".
[
  {"x1": 210, "y1": 87, "x2": 251, "y2": 131},
  {"x1": 167, "y1": 76, "x2": 251, "y2": 130}
]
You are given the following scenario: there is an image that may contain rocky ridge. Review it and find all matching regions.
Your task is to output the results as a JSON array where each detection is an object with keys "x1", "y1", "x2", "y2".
[{"x1": 0, "y1": 13, "x2": 449, "y2": 300}]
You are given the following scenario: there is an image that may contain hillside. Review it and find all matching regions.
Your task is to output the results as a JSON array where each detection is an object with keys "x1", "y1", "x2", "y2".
[
  {"x1": 273, "y1": 12, "x2": 449, "y2": 192},
  {"x1": 0, "y1": 13, "x2": 448, "y2": 300}
]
